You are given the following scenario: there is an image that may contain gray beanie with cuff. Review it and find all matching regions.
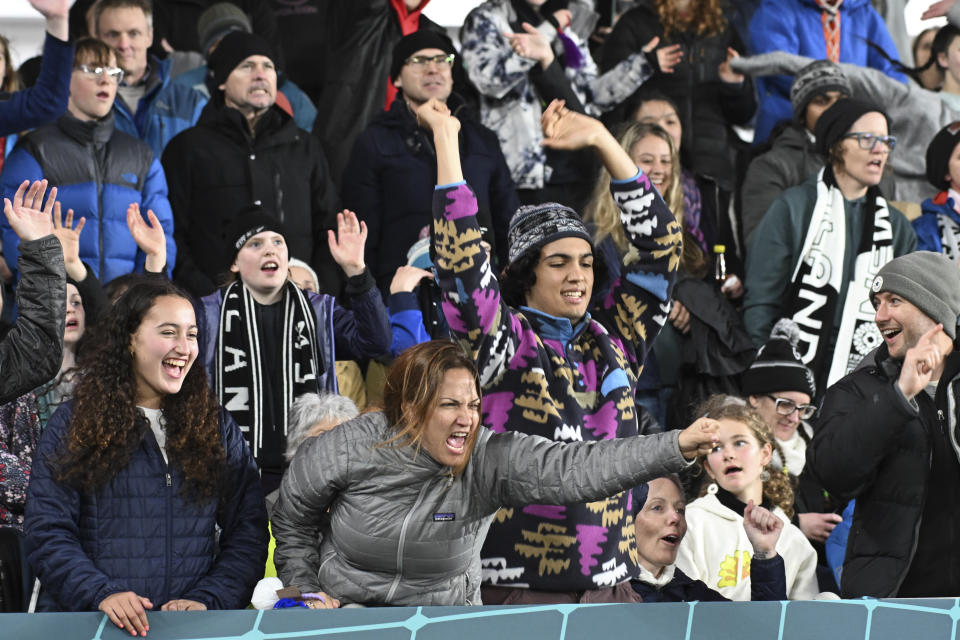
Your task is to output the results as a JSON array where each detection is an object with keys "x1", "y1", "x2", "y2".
[
  {"x1": 506, "y1": 203, "x2": 592, "y2": 266},
  {"x1": 870, "y1": 251, "x2": 960, "y2": 340}
]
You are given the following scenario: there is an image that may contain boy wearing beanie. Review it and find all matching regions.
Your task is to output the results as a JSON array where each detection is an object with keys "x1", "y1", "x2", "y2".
[{"x1": 807, "y1": 251, "x2": 960, "y2": 598}]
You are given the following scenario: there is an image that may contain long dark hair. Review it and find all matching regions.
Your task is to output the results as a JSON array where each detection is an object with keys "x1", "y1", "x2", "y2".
[{"x1": 55, "y1": 281, "x2": 225, "y2": 502}]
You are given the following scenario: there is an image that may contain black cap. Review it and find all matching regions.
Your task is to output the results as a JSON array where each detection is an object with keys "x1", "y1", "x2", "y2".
[{"x1": 207, "y1": 31, "x2": 276, "y2": 92}]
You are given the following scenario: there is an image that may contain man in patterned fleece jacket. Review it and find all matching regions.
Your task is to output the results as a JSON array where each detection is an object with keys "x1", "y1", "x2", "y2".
[{"x1": 425, "y1": 96, "x2": 683, "y2": 603}]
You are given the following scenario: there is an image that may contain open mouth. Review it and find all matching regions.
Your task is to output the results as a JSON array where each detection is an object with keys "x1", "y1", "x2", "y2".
[
  {"x1": 881, "y1": 327, "x2": 901, "y2": 342},
  {"x1": 65, "y1": 318, "x2": 80, "y2": 330},
  {"x1": 97, "y1": 91, "x2": 111, "y2": 99},
  {"x1": 261, "y1": 261, "x2": 279, "y2": 273},
  {"x1": 724, "y1": 465, "x2": 743, "y2": 476},
  {"x1": 660, "y1": 534, "x2": 680, "y2": 546},
  {"x1": 561, "y1": 290, "x2": 584, "y2": 302},
  {"x1": 446, "y1": 430, "x2": 469, "y2": 454},
  {"x1": 162, "y1": 357, "x2": 187, "y2": 378},
  {"x1": 868, "y1": 159, "x2": 883, "y2": 169}
]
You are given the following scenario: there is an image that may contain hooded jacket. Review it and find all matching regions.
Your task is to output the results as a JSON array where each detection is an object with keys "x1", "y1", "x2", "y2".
[
  {"x1": 433, "y1": 172, "x2": 681, "y2": 592},
  {"x1": 749, "y1": 0, "x2": 906, "y2": 143},
  {"x1": 805, "y1": 346, "x2": 960, "y2": 597},
  {"x1": 341, "y1": 95, "x2": 518, "y2": 292},
  {"x1": 271, "y1": 410, "x2": 691, "y2": 606},
  {"x1": 162, "y1": 102, "x2": 339, "y2": 297},
  {"x1": 0, "y1": 112, "x2": 177, "y2": 283},
  {"x1": 24, "y1": 404, "x2": 268, "y2": 611},
  {"x1": 915, "y1": 191, "x2": 960, "y2": 260},
  {"x1": 675, "y1": 492, "x2": 819, "y2": 600}
]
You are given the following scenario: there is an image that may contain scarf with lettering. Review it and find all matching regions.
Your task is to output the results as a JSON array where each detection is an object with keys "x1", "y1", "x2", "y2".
[
  {"x1": 215, "y1": 279, "x2": 322, "y2": 459},
  {"x1": 784, "y1": 166, "x2": 893, "y2": 388},
  {"x1": 814, "y1": 0, "x2": 843, "y2": 62}
]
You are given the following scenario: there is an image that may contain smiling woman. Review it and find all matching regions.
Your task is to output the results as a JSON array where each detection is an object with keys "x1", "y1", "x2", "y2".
[
  {"x1": 271, "y1": 340, "x2": 722, "y2": 607},
  {"x1": 23, "y1": 281, "x2": 268, "y2": 632}
]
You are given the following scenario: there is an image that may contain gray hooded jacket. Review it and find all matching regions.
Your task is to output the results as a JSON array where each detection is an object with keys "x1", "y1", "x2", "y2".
[{"x1": 271, "y1": 411, "x2": 690, "y2": 606}]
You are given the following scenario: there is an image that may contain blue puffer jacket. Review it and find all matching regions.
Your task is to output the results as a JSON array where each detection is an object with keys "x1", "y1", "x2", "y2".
[
  {"x1": 749, "y1": 0, "x2": 906, "y2": 143},
  {"x1": 0, "y1": 112, "x2": 176, "y2": 282},
  {"x1": 113, "y1": 56, "x2": 207, "y2": 158},
  {"x1": 24, "y1": 402, "x2": 268, "y2": 612},
  {"x1": 916, "y1": 191, "x2": 960, "y2": 256}
]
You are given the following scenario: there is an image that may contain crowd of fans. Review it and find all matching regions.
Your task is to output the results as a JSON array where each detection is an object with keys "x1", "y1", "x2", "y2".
[{"x1": 2, "y1": 0, "x2": 960, "y2": 627}]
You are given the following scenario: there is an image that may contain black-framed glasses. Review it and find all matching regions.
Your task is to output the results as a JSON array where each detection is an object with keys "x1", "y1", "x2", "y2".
[
  {"x1": 76, "y1": 64, "x2": 124, "y2": 84},
  {"x1": 765, "y1": 394, "x2": 816, "y2": 420},
  {"x1": 405, "y1": 53, "x2": 455, "y2": 69},
  {"x1": 842, "y1": 132, "x2": 897, "y2": 152}
]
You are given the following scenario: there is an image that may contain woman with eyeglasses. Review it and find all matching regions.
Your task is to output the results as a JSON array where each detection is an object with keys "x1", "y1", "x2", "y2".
[
  {"x1": 743, "y1": 99, "x2": 916, "y2": 392},
  {"x1": 740, "y1": 321, "x2": 846, "y2": 567}
]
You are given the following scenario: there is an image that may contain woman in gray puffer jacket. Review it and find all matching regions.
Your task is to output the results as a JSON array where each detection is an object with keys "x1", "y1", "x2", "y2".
[{"x1": 271, "y1": 340, "x2": 720, "y2": 607}]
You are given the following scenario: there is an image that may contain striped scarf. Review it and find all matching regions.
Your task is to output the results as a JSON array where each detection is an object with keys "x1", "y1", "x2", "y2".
[{"x1": 814, "y1": 0, "x2": 843, "y2": 62}]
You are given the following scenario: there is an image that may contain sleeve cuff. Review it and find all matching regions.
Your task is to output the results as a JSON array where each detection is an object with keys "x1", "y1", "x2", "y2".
[
  {"x1": 388, "y1": 291, "x2": 420, "y2": 313},
  {"x1": 435, "y1": 180, "x2": 467, "y2": 190},
  {"x1": 610, "y1": 169, "x2": 642, "y2": 185},
  {"x1": 344, "y1": 268, "x2": 375, "y2": 295}
]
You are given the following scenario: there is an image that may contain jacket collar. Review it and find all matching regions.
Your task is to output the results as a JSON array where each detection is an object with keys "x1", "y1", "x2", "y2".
[
  {"x1": 57, "y1": 110, "x2": 115, "y2": 147},
  {"x1": 520, "y1": 305, "x2": 590, "y2": 342},
  {"x1": 199, "y1": 101, "x2": 296, "y2": 144}
]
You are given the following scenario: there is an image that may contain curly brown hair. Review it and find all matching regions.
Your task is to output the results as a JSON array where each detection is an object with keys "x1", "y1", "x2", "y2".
[
  {"x1": 55, "y1": 281, "x2": 226, "y2": 503},
  {"x1": 655, "y1": 0, "x2": 727, "y2": 38},
  {"x1": 696, "y1": 395, "x2": 795, "y2": 518}
]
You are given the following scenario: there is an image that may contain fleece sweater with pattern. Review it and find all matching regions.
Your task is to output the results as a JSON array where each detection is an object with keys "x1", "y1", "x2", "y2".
[{"x1": 432, "y1": 171, "x2": 681, "y2": 591}]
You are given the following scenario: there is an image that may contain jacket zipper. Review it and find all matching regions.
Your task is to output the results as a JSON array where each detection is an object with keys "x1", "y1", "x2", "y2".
[
  {"x1": 384, "y1": 479, "x2": 432, "y2": 602},
  {"x1": 93, "y1": 148, "x2": 106, "y2": 280},
  {"x1": 163, "y1": 467, "x2": 173, "y2": 604}
]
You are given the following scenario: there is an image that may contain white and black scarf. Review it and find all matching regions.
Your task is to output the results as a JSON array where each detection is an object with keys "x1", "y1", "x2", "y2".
[
  {"x1": 214, "y1": 280, "x2": 323, "y2": 458},
  {"x1": 784, "y1": 167, "x2": 894, "y2": 388}
]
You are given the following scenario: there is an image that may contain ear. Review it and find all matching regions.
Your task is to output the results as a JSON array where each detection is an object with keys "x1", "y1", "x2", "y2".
[
  {"x1": 146, "y1": 25, "x2": 154, "y2": 48},
  {"x1": 939, "y1": 51, "x2": 949, "y2": 69},
  {"x1": 230, "y1": 260, "x2": 240, "y2": 274},
  {"x1": 394, "y1": 76, "x2": 403, "y2": 90},
  {"x1": 760, "y1": 442, "x2": 773, "y2": 468},
  {"x1": 218, "y1": 83, "x2": 227, "y2": 92},
  {"x1": 747, "y1": 395, "x2": 761, "y2": 408},
  {"x1": 703, "y1": 459, "x2": 716, "y2": 481}
]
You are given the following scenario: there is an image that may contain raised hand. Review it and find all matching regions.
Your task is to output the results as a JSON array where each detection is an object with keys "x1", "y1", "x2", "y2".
[
  {"x1": 540, "y1": 99, "x2": 606, "y2": 151},
  {"x1": 4, "y1": 179, "x2": 56, "y2": 242},
  {"x1": 327, "y1": 210, "x2": 367, "y2": 278},
  {"x1": 126, "y1": 202, "x2": 167, "y2": 273},
  {"x1": 718, "y1": 47, "x2": 745, "y2": 84},
  {"x1": 898, "y1": 323, "x2": 950, "y2": 400},
  {"x1": 98, "y1": 591, "x2": 153, "y2": 637},
  {"x1": 922, "y1": 0, "x2": 955, "y2": 19},
  {"x1": 416, "y1": 98, "x2": 460, "y2": 135},
  {"x1": 504, "y1": 22, "x2": 555, "y2": 67},
  {"x1": 643, "y1": 37, "x2": 683, "y2": 74},
  {"x1": 160, "y1": 599, "x2": 207, "y2": 611},
  {"x1": 51, "y1": 202, "x2": 87, "y2": 281},
  {"x1": 743, "y1": 500, "x2": 783, "y2": 557},
  {"x1": 390, "y1": 265, "x2": 433, "y2": 294},
  {"x1": 28, "y1": 0, "x2": 70, "y2": 40},
  {"x1": 677, "y1": 416, "x2": 720, "y2": 460},
  {"x1": 797, "y1": 511, "x2": 843, "y2": 544}
]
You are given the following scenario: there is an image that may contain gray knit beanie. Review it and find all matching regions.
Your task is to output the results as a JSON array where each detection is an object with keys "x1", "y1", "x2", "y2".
[
  {"x1": 506, "y1": 203, "x2": 592, "y2": 266},
  {"x1": 870, "y1": 251, "x2": 960, "y2": 340},
  {"x1": 789, "y1": 60, "x2": 852, "y2": 124},
  {"x1": 197, "y1": 3, "x2": 252, "y2": 57}
]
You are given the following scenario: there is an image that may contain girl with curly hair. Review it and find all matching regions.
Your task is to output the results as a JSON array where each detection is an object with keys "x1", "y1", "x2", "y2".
[
  {"x1": 23, "y1": 281, "x2": 268, "y2": 635},
  {"x1": 674, "y1": 396, "x2": 824, "y2": 600}
]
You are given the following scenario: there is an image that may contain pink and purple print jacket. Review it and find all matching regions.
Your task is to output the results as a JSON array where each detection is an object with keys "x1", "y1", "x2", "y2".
[{"x1": 433, "y1": 171, "x2": 682, "y2": 591}]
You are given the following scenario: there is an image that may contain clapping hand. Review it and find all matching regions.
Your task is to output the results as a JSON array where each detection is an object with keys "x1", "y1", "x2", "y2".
[
  {"x1": 642, "y1": 37, "x2": 683, "y2": 74},
  {"x1": 328, "y1": 210, "x2": 367, "y2": 278},
  {"x1": 504, "y1": 22, "x2": 555, "y2": 67},
  {"x1": 51, "y1": 202, "x2": 87, "y2": 281},
  {"x1": 4, "y1": 179, "x2": 56, "y2": 242},
  {"x1": 127, "y1": 203, "x2": 167, "y2": 273}
]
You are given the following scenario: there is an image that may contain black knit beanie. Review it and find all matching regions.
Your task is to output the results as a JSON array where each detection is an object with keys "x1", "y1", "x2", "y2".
[
  {"x1": 207, "y1": 31, "x2": 276, "y2": 91},
  {"x1": 390, "y1": 30, "x2": 456, "y2": 82},
  {"x1": 925, "y1": 122, "x2": 960, "y2": 191},
  {"x1": 814, "y1": 98, "x2": 887, "y2": 157},
  {"x1": 226, "y1": 205, "x2": 285, "y2": 266},
  {"x1": 741, "y1": 320, "x2": 817, "y2": 399}
]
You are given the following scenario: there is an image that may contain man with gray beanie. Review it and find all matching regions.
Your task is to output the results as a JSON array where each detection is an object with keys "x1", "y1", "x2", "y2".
[
  {"x1": 741, "y1": 60, "x2": 851, "y2": 243},
  {"x1": 807, "y1": 250, "x2": 960, "y2": 599},
  {"x1": 161, "y1": 30, "x2": 339, "y2": 298}
]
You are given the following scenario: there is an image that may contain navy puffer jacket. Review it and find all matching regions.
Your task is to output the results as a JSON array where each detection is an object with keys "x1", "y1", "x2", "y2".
[{"x1": 24, "y1": 403, "x2": 268, "y2": 611}]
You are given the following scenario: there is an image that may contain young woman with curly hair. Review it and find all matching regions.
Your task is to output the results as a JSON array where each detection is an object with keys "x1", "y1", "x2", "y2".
[
  {"x1": 23, "y1": 281, "x2": 268, "y2": 635},
  {"x1": 674, "y1": 396, "x2": 823, "y2": 600}
]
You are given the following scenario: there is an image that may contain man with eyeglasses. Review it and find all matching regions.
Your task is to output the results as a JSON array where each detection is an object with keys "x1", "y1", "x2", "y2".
[
  {"x1": 807, "y1": 251, "x2": 960, "y2": 599},
  {"x1": 342, "y1": 30, "x2": 518, "y2": 295},
  {"x1": 0, "y1": 37, "x2": 176, "y2": 284},
  {"x1": 161, "y1": 31, "x2": 339, "y2": 298},
  {"x1": 745, "y1": 99, "x2": 916, "y2": 392}
]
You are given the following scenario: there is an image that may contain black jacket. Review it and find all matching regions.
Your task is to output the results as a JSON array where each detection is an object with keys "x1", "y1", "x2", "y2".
[
  {"x1": 341, "y1": 96, "x2": 518, "y2": 293},
  {"x1": 630, "y1": 557, "x2": 787, "y2": 602},
  {"x1": 806, "y1": 346, "x2": 960, "y2": 598},
  {"x1": 600, "y1": 0, "x2": 755, "y2": 191},
  {"x1": 0, "y1": 236, "x2": 65, "y2": 404},
  {"x1": 162, "y1": 102, "x2": 339, "y2": 298}
]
